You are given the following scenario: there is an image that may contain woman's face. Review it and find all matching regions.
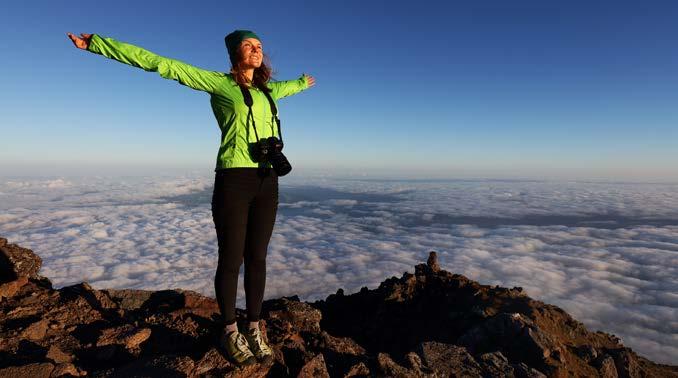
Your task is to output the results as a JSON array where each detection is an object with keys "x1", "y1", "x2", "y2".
[{"x1": 239, "y1": 38, "x2": 263, "y2": 69}]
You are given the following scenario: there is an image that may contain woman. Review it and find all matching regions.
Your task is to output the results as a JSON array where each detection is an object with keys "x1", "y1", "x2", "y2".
[{"x1": 67, "y1": 30, "x2": 315, "y2": 366}]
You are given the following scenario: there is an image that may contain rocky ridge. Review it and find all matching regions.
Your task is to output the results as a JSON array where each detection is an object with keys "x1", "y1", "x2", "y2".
[{"x1": 1, "y1": 237, "x2": 676, "y2": 377}]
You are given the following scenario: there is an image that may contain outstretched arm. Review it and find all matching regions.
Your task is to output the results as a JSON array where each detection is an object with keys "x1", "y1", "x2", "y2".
[
  {"x1": 269, "y1": 74, "x2": 316, "y2": 100},
  {"x1": 67, "y1": 32, "x2": 225, "y2": 95}
]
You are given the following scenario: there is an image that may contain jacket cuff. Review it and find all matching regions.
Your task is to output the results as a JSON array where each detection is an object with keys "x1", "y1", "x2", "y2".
[{"x1": 86, "y1": 34, "x2": 100, "y2": 53}]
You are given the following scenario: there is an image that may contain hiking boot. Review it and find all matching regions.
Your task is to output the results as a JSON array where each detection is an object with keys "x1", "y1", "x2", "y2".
[
  {"x1": 219, "y1": 330, "x2": 257, "y2": 366},
  {"x1": 244, "y1": 326, "x2": 274, "y2": 363}
]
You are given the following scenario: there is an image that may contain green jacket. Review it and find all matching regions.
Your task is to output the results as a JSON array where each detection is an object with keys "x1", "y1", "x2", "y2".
[{"x1": 87, "y1": 34, "x2": 310, "y2": 169}]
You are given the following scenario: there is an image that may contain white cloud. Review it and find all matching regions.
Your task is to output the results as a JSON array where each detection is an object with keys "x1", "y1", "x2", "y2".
[
  {"x1": 327, "y1": 199, "x2": 358, "y2": 206},
  {"x1": 0, "y1": 175, "x2": 677, "y2": 364}
]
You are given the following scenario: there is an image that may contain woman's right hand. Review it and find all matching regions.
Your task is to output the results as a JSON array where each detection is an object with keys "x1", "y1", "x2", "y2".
[{"x1": 67, "y1": 33, "x2": 93, "y2": 50}]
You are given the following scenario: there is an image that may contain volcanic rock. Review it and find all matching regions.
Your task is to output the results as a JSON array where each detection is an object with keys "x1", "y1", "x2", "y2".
[
  {"x1": 1, "y1": 238, "x2": 676, "y2": 377},
  {"x1": 0, "y1": 238, "x2": 45, "y2": 283}
]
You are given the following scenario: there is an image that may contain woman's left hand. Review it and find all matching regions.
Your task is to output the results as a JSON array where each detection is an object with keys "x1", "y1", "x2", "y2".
[
  {"x1": 67, "y1": 32, "x2": 93, "y2": 50},
  {"x1": 304, "y1": 74, "x2": 316, "y2": 88}
]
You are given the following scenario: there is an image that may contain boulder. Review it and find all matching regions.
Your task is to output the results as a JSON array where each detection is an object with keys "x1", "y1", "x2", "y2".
[{"x1": 0, "y1": 238, "x2": 43, "y2": 283}]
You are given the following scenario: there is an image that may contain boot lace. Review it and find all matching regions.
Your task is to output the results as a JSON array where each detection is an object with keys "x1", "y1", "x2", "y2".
[{"x1": 235, "y1": 332, "x2": 251, "y2": 352}]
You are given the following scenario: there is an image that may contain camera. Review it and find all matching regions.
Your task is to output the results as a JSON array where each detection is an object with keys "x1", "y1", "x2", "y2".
[{"x1": 251, "y1": 136, "x2": 292, "y2": 176}]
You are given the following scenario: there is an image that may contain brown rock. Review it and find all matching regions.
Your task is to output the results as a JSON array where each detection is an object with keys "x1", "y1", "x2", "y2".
[
  {"x1": 575, "y1": 344, "x2": 598, "y2": 362},
  {"x1": 343, "y1": 362, "x2": 370, "y2": 377},
  {"x1": 297, "y1": 353, "x2": 330, "y2": 378},
  {"x1": 105, "y1": 354, "x2": 199, "y2": 377},
  {"x1": 457, "y1": 312, "x2": 563, "y2": 369},
  {"x1": 58, "y1": 281, "x2": 118, "y2": 319},
  {"x1": 97, "y1": 324, "x2": 152, "y2": 350},
  {"x1": 426, "y1": 251, "x2": 440, "y2": 272},
  {"x1": 0, "y1": 362, "x2": 54, "y2": 378},
  {"x1": 48, "y1": 320, "x2": 62, "y2": 330},
  {"x1": 265, "y1": 296, "x2": 322, "y2": 334},
  {"x1": 596, "y1": 355, "x2": 619, "y2": 378},
  {"x1": 512, "y1": 362, "x2": 547, "y2": 378},
  {"x1": 404, "y1": 351, "x2": 423, "y2": 370},
  {"x1": 1, "y1": 244, "x2": 676, "y2": 378},
  {"x1": 479, "y1": 351, "x2": 515, "y2": 377},
  {"x1": 51, "y1": 362, "x2": 87, "y2": 377},
  {"x1": 319, "y1": 331, "x2": 366, "y2": 356},
  {"x1": 0, "y1": 276, "x2": 28, "y2": 301},
  {"x1": 21, "y1": 318, "x2": 49, "y2": 341},
  {"x1": 170, "y1": 289, "x2": 220, "y2": 318},
  {"x1": 0, "y1": 238, "x2": 43, "y2": 283},
  {"x1": 417, "y1": 342, "x2": 483, "y2": 377},
  {"x1": 102, "y1": 288, "x2": 154, "y2": 310},
  {"x1": 193, "y1": 348, "x2": 229, "y2": 376},
  {"x1": 611, "y1": 349, "x2": 642, "y2": 378},
  {"x1": 376, "y1": 352, "x2": 430, "y2": 377},
  {"x1": 46, "y1": 345, "x2": 74, "y2": 364},
  {"x1": 376, "y1": 353, "x2": 408, "y2": 377}
]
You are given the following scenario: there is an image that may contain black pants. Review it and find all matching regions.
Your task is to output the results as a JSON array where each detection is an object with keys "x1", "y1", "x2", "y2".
[{"x1": 211, "y1": 167, "x2": 278, "y2": 325}]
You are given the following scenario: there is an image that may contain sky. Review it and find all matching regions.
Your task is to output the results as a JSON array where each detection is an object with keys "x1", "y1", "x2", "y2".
[
  {"x1": 1, "y1": 0, "x2": 678, "y2": 180},
  {"x1": 1, "y1": 176, "x2": 677, "y2": 363},
  {"x1": 1, "y1": 0, "x2": 677, "y2": 366}
]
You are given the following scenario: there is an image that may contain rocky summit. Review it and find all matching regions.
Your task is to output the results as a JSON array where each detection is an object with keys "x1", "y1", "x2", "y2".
[{"x1": 1, "y1": 236, "x2": 676, "y2": 377}]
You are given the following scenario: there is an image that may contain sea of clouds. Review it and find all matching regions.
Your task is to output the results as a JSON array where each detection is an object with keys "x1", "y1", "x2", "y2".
[{"x1": 0, "y1": 174, "x2": 676, "y2": 364}]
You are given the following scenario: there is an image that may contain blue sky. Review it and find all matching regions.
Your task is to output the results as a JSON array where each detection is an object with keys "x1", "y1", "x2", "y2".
[{"x1": 1, "y1": 0, "x2": 677, "y2": 180}]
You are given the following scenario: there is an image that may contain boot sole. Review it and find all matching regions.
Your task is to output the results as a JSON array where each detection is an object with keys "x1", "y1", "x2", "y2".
[
  {"x1": 217, "y1": 342, "x2": 258, "y2": 366},
  {"x1": 226, "y1": 354, "x2": 257, "y2": 366},
  {"x1": 257, "y1": 354, "x2": 274, "y2": 364}
]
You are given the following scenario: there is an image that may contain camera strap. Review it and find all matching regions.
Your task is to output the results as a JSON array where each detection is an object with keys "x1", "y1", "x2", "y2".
[{"x1": 238, "y1": 84, "x2": 283, "y2": 144}]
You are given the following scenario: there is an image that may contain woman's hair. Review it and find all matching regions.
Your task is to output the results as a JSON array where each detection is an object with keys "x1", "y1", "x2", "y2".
[{"x1": 230, "y1": 48, "x2": 274, "y2": 93}]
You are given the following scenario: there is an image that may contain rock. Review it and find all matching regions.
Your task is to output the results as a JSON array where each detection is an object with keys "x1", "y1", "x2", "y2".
[
  {"x1": 0, "y1": 362, "x2": 54, "y2": 378},
  {"x1": 170, "y1": 289, "x2": 220, "y2": 318},
  {"x1": 595, "y1": 354, "x2": 619, "y2": 378},
  {"x1": 414, "y1": 263, "x2": 429, "y2": 278},
  {"x1": 21, "y1": 318, "x2": 49, "y2": 341},
  {"x1": 97, "y1": 324, "x2": 152, "y2": 350},
  {"x1": 426, "y1": 251, "x2": 440, "y2": 272},
  {"x1": 343, "y1": 361, "x2": 370, "y2": 377},
  {"x1": 376, "y1": 352, "x2": 428, "y2": 377},
  {"x1": 457, "y1": 312, "x2": 564, "y2": 369},
  {"x1": 479, "y1": 351, "x2": 515, "y2": 377},
  {"x1": 264, "y1": 296, "x2": 322, "y2": 334},
  {"x1": 0, "y1": 238, "x2": 43, "y2": 283},
  {"x1": 297, "y1": 353, "x2": 330, "y2": 378},
  {"x1": 0, "y1": 243, "x2": 675, "y2": 378},
  {"x1": 193, "y1": 348, "x2": 228, "y2": 376},
  {"x1": 102, "y1": 288, "x2": 154, "y2": 311},
  {"x1": 307, "y1": 331, "x2": 368, "y2": 377},
  {"x1": 59, "y1": 282, "x2": 119, "y2": 315},
  {"x1": 512, "y1": 362, "x2": 547, "y2": 378},
  {"x1": 107, "y1": 354, "x2": 198, "y2": 377},
  {"x1": 575, "y1": 344, "x2": 598, "y2": 362},
  {"x1": 416, "y1": 342, "x2": 483, "y2": 377},
  {"x1": 48, "y1": 320, "x2": 62, "y2": 330},
  {"x1": 51, "y1": 362, "x2": 87, "y2": 377},
  {"x1": 611, "y1": 348, "x2": 642, "y2": 378},
  {"x1": 319, "y1": 330, "x2": 366, "y2": 356},
  {"x1": 405, "y1": 351, "x2": 423, "y2": 370},
  {"x1": 0, "y1": 276, "x2": 28, "y2": 301},
  {"x1": 46, "y1": 344, "x2": 73, "y2": 363}
]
